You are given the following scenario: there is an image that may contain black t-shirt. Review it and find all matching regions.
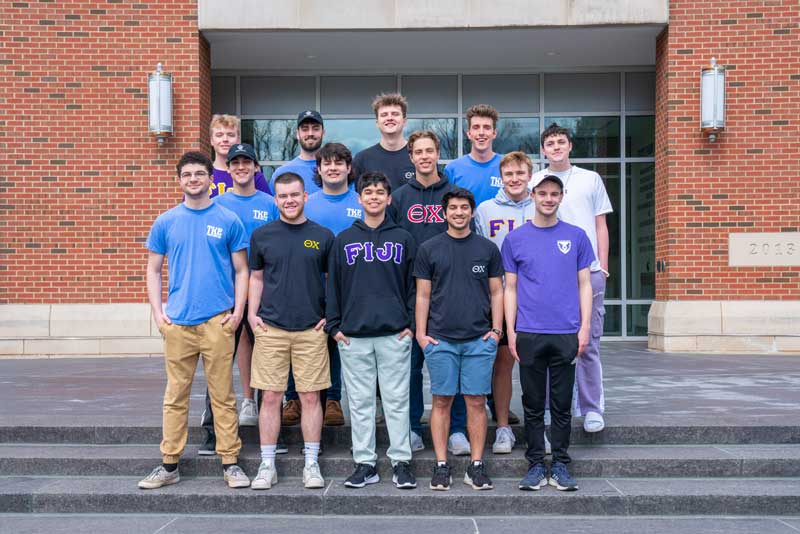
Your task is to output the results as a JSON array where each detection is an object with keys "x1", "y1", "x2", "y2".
[
  {"x1": 249, "y1": 219, "x2": 334, "y2": 331},
  {"x1": 413, "y1": 231, "x2": 504, "y2": 342},
  {"x1": 352, "y1": 142, "x2": 416, "y2": 191}
]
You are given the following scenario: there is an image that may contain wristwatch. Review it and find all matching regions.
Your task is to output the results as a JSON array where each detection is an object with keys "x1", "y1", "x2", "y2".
[{"x1": 491, "y1": 328, "x2": 504, "y2": 339}]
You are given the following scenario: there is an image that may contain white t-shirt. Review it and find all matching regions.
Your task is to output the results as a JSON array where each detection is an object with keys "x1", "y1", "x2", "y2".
[{"x1": 532, "y1": 165, "x2": 613, "y2": 272}]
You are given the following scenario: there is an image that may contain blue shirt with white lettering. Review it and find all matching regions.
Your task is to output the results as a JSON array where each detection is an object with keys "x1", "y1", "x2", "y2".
[
  {"x1": 271, "y1": 157, "x2": 321, "y2": 196},
  {"x1": 214, "y1": 191, "x2": 279, "y2": 255},
  {"x1": 304, "y1": 187, "x2": 364, "y2": 236},
  {"x1": 444, "y1": 154, "x2": 503, "y2": 206},
  {"x1": 146, "y1": 203, "x2": 248, "y2": 326}
]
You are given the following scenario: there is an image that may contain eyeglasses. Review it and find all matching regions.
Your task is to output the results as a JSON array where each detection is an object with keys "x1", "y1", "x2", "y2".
[{"x1": 180, "y1": 171, "x2": 209, "y2": 179}]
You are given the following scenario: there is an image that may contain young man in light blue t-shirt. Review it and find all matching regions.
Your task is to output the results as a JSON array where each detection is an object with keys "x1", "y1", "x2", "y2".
[
  {"x1": 444, "y1": 104, "x2": 503, "y2": 206},
  {"x1": 139, "y1": 151, "x2": 251, "y2": 490}
]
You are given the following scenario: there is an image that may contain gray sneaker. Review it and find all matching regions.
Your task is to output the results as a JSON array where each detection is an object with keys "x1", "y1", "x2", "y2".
[
  {"x1": 223, "y1": 465, "x2": 250, "y2": 488},
  {"x1": 447, "y1": 432, "x2": 471, "y2": 456},
  {"x1": 492, "y1": 426, "x2": 516, "y2": 454},
  {"x1": 303, "y1": 461, "x2": 325, "y2": 489},
  {"x1": 138, "y1": 465, "x2": 180, "y2": 489},
  {"x1": 251, "y1": 461, "x2": 278, "y2": 490},
  {"x1": 238, "y1": 398, "x2": 258, "y2": 427},
  {"x1": 410, "y1": 430, "x2": 425, "y2": 452}
]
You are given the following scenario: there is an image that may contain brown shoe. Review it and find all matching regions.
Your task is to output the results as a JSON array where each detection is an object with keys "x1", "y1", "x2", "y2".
[
  {"x1": 282, "y1": 399, "x2": 301, "y2": 426},
  {"x1": 323, "y1": 399, "x2": 345, "y2": 426}
]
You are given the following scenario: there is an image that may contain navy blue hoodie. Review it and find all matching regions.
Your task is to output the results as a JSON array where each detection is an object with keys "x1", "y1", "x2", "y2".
[
  {"x1": 387, "y1": 173, "x2": 461, "y2": 245},
  {"x1": 325, "y1": 217, "x2": 417, "y2": 338}
]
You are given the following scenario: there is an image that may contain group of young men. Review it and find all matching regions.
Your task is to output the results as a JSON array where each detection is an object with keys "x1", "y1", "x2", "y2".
[{"x1": 138, "y1": 93, "x2": 613, "y2": 494}]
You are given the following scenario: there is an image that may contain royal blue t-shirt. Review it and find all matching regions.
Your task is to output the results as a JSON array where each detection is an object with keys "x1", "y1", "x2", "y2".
[
  {"x1": 304, "y1": 187, "x2": 363, "y2": 236},
  {"x1": 214, "y1": 191, "x2": 279, "y2": 255},
  {"x1": 501, "y1": 221, "x2": 594, "y2": 334},
  {"x1": 270, "y1": 157, "x2": 321, "y2": 196},
  {"x1": 444, "y1": 154, "x2": 503, "y2": 206},
  {"x1": 146, "y1": 203, "x2": 248, "y2": 326}
]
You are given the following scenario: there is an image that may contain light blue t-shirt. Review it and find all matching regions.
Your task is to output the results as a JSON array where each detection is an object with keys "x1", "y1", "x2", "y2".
[
  {"x1": 445, "y1": 154, "x2": 503, "y2": 206},
  {"x1": 146, "y1": 203, "x2": 248, "y2": 326},
  {"x1": 270, "y1": 157, "x2": 321, "y2": 196},
  {"x1": 214, "y1": 190, "x2": 279, "y2": 255},
  {"x1": 304, "y1": 187, "x2": 364, "y2": 236}
]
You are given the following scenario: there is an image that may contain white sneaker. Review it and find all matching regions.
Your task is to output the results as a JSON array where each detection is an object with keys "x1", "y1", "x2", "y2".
[
  {"x1": 250, "y1": 461, "x2": 277, "y2": 490},
  {"x1": 138, "y1": 465, "x2": 180, "y2": 489},
  {"x1": 447, "y1": 432, "x2": 471, "y2": 456},
  {"x1": 544, "y1": 433, "x2": 552, "y2": 455},
  {"x1": 223, "y1": 465, "x2": 250, "y2": 488},
  {"x1": 238, "y1": 398, "x2": 258, "y2": 427},
  {"x1": 584, "y1": 411, "x2": 605, "y2": 433},
  {"x1": 303, "y1": 461, "x2": 325, "y2": 489},
  {"x1": 492, "y1": 426, "x2": 515, "y2": 454},
  {"x1": 410, "y1": 431, "x2": 425, "y2": 452}
]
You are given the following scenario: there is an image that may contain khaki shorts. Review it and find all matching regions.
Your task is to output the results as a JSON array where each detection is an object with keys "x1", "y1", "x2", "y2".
[{"x1": 251, "y1": 323, "x2": 331, "y2": 393}]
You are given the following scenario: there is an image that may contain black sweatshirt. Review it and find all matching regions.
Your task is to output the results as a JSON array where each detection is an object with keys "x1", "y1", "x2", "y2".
[
  {"x1": 325, "y1": 217, "x2": 417, "y2": 338},
  {"x1": 387, "y1": 173, "x2": 462, "y2": 245}
]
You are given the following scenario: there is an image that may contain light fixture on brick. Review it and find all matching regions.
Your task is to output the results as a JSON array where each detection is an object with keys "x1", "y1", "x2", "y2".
[
  {"x1": 148, "y1": 63, "x2": 173, "y2": 145},
  {"x1": 700, "y1": 57, "x2": 726, "y2": 143}
]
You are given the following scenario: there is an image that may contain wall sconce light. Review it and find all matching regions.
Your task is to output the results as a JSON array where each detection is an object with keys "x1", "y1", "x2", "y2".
[
  {"x1": 148, "y1": 63, "x2": 173, "y2": 145},
  {"x1": 700, "y1": 57, "x2": 725, "y2": 143}
]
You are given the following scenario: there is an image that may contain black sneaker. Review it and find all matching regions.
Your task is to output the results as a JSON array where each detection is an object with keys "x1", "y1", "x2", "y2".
[
  {"x1": 429, "y1": 463, "x2": 452, "y2": 491},
  {"x1": 276, "y1": 441, "x2": 289, "y2": 455},
  {"x1": 198, "y1": 432, "x2": 216, "y2": 456},
  {"x1": 464, "y1": 461, "x2": 493, "y2": 490},
  {"x1": 344, "y1": 463, "x2": 380, "y2": 488},
  {"x1": 392, "y1": 461, "x2": 417, "y2": 489}
]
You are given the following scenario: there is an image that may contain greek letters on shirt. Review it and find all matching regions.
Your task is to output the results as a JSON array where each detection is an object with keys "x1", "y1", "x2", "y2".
[
  {"x1": 343, "y1": 241, "x2": 405, "y2": 265},
  {"x1": 406, "y1": 204, "x2": 445, "y2": 223},
  {"x1": 252, "y1": 209, "x2": 272, "y2": 221},
  {"x1": 206, "y1": 225, "x2": 223, "y2": 239},
  {"x1": 490, "y1": 176, "x2": 503, "y2": 188},
  {"x1": 487, "y1": 218, "x2": 534, "y2": 238}
]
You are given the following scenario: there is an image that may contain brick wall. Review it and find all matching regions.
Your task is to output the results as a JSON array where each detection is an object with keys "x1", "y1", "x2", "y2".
[
  {"x1": 0, "y1": 0, "x2": 210, "y2": 304},
  {"x1": 655, "y1": 0, "x2": 800, "y2": 300}
]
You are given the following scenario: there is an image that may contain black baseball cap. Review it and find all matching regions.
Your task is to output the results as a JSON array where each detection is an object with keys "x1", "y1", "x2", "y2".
[
  {"x1": 297, "y1": 110, "x2": 324, "y2": 127},
  {"x1": 226, "y1": 143, "x2": 258, "y2": 163},
  {"x1": 532, "y1": 174, "x2": 564, "y2": 190}
]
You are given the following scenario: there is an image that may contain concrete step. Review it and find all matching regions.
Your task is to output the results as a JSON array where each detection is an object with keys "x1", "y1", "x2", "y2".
[
  {"x1": 2, "y1": 423, "x2": 798, "y2": 446},
  {"x1": 2, "y1": 514, "x2": 800, "y2": 534},
  {"x1": 2, "y1": 443, "x2": 799, "y2": 479},
  {"x1": 2, "y1": 476, "x2": 799, "y2": 516}
]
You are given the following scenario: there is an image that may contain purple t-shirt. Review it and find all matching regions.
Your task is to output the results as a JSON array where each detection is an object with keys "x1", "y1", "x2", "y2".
[
  {"x1": 501, "y1": 220, "x2": 594, "y2": 334},
  {"x1": 209, "y1": 169, "x2": 271, "y2": 198}
]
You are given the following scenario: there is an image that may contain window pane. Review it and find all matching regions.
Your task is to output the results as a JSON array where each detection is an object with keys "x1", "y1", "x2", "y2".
[
  {"x1": 320, "y1": 76, "x2": 396, "y2": 114},
  {"x1": 603, "y1": 304, "x2": 622, "y2": 336},
  {"x1": 241, "y1": 119, "x2": 298, "y2": 161},
  {"x1": 544, "y1": 73, "x2": 620, "y2": 112},
  {"x1": 462, "y1": 74, "x2": 539, "y2": 113},
  {"x1": 463, "y1": 117, "x2": 539, "y2": 155},
  {"x1": 406, "y1": 118, "x2": 458, "y2": 160},
  {"x1": 626, "y1": 162, "x2": 656, "y2": 300},
  {"x1": 627, "y1": 304, "x2": 651, "y2": 336},
  {"x1": 240, "y1": 77, "x2": 315, "y2": 116},
  {"x1": 323, "y1": 119, "x2": 380, "y2": 156},
  {"x1": 580, "y1": 163, "x2": 620, "y2": 300},
  {"x1": 544, "y1": 116, "x2": 620, "y2": 158},
  {"x1": 211, "y1": 76, "x2": 236, "y2": 115},
  {"x1": 402, "y1": 75, "x2": 458, "y2": 114},
  {"x1": 625, "y1": 72, "x2": 656, "y2": 112},
  {"x1": 626, "y1": 116, "x2": 655, "y2": 158}
]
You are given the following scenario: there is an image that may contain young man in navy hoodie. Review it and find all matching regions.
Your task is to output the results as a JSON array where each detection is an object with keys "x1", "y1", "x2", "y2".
[
  {"x1": 388, "y1": 130, "x2": 470, "y2": 456},
  {"x1": 326, "y1": 171, "x2": 418, "y2": 490}
]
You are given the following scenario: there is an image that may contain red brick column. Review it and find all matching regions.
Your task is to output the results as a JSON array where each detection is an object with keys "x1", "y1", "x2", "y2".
[
  {"x1": 655, "y1": 0, "x2": 800, "y2": 302},
  {"x1": 0, "y1": 0, "x2": 210, "y2": 304}
]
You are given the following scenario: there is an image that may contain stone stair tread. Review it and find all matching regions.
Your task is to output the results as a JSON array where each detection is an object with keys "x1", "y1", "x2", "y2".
[{"x1": 2, "y1": 476, "x2": 799, "y2": 516}]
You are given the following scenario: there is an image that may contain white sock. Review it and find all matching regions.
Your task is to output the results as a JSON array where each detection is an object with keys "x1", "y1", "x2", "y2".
[
  {"x1": 304, "y1": 442, "x2": 320, "y2": 466},
  {"x1": 260, "y1": 444, "x2": 276, "y2": 467}
]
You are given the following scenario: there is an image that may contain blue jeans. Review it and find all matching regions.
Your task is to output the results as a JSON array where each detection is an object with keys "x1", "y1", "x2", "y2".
[
  {"x1": 286, "y1": 335, "x2": 341, "y2": 402},
  {"x1": 410, "y1": 338, "x2": 466, "y2": 436}
]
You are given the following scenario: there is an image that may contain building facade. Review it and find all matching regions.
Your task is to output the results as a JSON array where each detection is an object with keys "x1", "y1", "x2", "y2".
[{"x1": 0, "y1": 0, "x2": 797, "y2": 355}]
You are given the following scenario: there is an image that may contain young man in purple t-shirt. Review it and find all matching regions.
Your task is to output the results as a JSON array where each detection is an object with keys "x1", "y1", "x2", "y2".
[{"x1": 501, "y1": 174, "x2": 593, "y2": 492}]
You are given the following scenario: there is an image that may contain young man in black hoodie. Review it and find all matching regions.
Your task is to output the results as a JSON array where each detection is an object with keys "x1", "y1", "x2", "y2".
[
  {"x1": 388, "y1": 130, "x2": 470, "y2": 457},
  {"x1": 326, "y1": 171, "x2": 418, "y2": 490}
]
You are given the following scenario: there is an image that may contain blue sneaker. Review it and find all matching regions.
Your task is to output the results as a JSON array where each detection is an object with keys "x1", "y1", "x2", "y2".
[
  {"x1": 548, "y1": 462, "x2": 578, "y2": 491},
  {"x1": 519, "y1": 463, "x2": 547, "y2": 491}
]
